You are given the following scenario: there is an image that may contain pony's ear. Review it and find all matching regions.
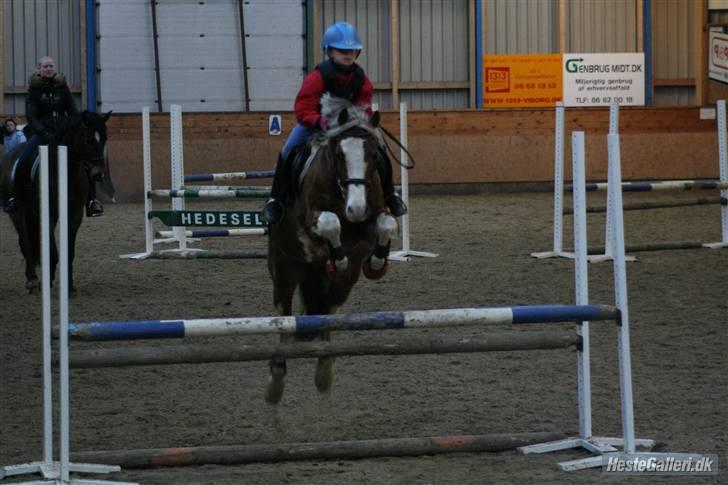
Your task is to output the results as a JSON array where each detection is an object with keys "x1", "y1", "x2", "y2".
[
  {"x1": 103, "y1": 110, "x2": 113, "y2": 121},
  {"x1": 369, "y1": 111, "x2": 380, "y2": 127},
  {"x1": 81, "y1": 110, "x2": 90, "y2": 122},
  {"x1": 337, "y1": 109, "x2": 349, "y2": 126}
]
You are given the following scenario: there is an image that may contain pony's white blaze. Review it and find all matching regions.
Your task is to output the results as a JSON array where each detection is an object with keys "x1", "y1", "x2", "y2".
[
  {"x1": 94, "y1": 131, "x2": 101, "y2": 143},
  {"x1": 340, "y1": 137, "x2": 367, "y2": 223}
]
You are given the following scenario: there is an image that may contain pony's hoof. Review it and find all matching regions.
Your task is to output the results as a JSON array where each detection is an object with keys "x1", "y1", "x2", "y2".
[
  {"x1": 265, "y1": 361, "x2": 287, "y2": 404},
  {"x1": 315, "y1": 357, "x2": 335, "y2": 393},
  {"x1": 325, "y1": 259, "x2": 351, "y2": 280},
  {"x1": 26, "y1": 279, "x2": 40, "y2": 294},
  {"x1": 362, "y1": 258, "x2": 388, "y2": 280},
  {"x1": 265, "y1": 377, "x2": 285, "y2": 404}
]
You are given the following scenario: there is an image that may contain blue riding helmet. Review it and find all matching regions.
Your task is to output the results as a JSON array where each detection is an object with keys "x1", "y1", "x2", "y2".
[{"x1": 321, "y1": 22, "x2": 363, "y2": 51}]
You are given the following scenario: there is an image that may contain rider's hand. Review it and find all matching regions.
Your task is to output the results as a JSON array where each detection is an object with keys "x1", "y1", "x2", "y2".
[{"x1": 317, "y1": 116, "x2": 330, "y2": 131}]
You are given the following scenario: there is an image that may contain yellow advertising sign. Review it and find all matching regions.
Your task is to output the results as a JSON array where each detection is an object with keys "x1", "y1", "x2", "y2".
[{"x1": 483, "y1": 54, "x2": 563, "y2": 108}]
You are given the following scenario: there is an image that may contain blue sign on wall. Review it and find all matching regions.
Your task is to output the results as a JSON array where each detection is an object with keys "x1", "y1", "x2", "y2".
[{"x1": 269, "y1": 115, "x2": 282, "y2": 135}]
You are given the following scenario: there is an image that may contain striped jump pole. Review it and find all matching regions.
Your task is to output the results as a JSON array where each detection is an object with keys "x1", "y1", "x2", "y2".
[
  {"x1": 562, "y1": 196, "x2": 727, "y2": 214},
  {"x1": 67, "y1": 304, "x2": 619, "y2": 341},
  {"x1": 148, "y1": 188, "x2": 271, "y2": 198},
  {"x1": 156, "y1": 228, "x2": 267, "y2": 238},
  {"x1": 565, "y1": 179, "x2": 728, "y2": 193},
  {"x1": 181, "y1": 185, "x2": 270, "y2": 191},
  {"x1": 184, "y1": 170, "x2": 274, "y2": 182}
]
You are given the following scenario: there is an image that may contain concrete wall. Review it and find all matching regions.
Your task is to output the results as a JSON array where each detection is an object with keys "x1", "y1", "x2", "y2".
[{"x1": 105, "y1": 106, "x2": 721, "y2": 202}]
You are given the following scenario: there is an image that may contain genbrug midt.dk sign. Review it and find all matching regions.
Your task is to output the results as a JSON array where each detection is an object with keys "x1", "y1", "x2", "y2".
[{"x1": 562, "y1": 53, "x2": 645, "y2": 107}]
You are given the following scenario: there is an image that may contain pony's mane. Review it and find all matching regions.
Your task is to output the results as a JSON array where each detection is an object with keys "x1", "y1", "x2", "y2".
[{"x1": 320, "y1": 93, "x2": 370, "y2": 128}]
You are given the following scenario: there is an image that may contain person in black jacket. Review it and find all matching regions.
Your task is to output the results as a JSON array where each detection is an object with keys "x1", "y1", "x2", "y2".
[{"x1": 3, "y1": 56, "x2": 103, "y2": 216}]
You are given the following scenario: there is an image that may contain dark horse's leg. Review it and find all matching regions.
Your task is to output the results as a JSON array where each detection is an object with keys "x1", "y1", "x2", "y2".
[
  {"x1": 265, "y1": 244, "x2": 298, "y2": 405},
  {"x1": 299, "y1": 267, "x2": 340, "y2": 394},
  {"x1": 11, "y1": 212, "x2": 40, "y2": 292},
  {"x1": 66, "y1": 203, "x2": 85, "y2": 293}
]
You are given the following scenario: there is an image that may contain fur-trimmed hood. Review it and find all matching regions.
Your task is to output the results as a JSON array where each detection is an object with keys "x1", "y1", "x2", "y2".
[{"x1": 28, "y1": 72, "x2": 67, "y2": 89}]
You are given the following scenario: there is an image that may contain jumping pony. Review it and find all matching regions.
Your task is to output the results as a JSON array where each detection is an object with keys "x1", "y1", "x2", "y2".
[
  {"x1": 266, "y1": 94, "x2": 398, "y2": 403},
  {"x1": 0, "y1": 111, "x2": 113, "y2": 293}
]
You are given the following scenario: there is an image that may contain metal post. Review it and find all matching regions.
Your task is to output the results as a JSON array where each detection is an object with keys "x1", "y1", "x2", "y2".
[
  {"x1": 170, "y1": 105, "x2": 187, "y2": 251},
  {"x1": 388, "y1": 102, "x2": 437, "y2": 262},
  {"x1": 41, "y1": 146, "x2": 53, "y2": 464},
  {"x1": 704, "y1": 99, "x2": 728, "y2": 248},
  {"x1": 531, "y1": 103, "x2": 567, "y2": 258},
  {"x1": 571, "y1": 132, "x2": 593, "y2": 442},
  {"x1": 607, "y1": 134, "x2": 637, "y2": 454},
  {"x1": 120, "y1": 107, "x2": 155, "y2": 259}
]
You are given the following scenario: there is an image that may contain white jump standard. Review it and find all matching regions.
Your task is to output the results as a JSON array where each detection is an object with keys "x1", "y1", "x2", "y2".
[
  {"x1": 532, "y1": 99, "x2": 728, "y2": 259},
  {"x1": 120, "y1": 105, "x2": 268, "y2": 260},
  {"x1": 0, "y1": 147, "x2": 135, "y2": 484},
  {"x1": 58, "y1": 132, "x2": 655, "y2": 473}
]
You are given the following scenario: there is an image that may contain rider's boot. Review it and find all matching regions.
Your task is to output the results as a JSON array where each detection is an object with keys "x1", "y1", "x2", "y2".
[
  {"x1": 377, "y1": 148, "x2": 407, "y2": 217},
  {"x1": 263, "y1": 153, "x2": 289, "y2": 225}
]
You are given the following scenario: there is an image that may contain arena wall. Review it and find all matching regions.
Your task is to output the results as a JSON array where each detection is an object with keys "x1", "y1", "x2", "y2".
[{"x1": 106, "y1": 106, "x2": 720, "y2": 202}]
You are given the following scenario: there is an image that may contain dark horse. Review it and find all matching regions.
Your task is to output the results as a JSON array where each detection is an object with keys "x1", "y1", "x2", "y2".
[
  {"x1": 0, "y1": 111, "x2": 113, "y2": 293},
  {"x1": 266, "y1": 94, "x2": 398, "y2": 403}
]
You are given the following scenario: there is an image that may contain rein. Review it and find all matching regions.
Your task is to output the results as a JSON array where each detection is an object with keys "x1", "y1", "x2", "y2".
[{"x1": 378, "y1": 124, "x2": 415, "y2": 170}]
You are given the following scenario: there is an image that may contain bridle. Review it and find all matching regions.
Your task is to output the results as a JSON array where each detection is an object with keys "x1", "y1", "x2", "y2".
[{"x1": 328, "y1": 125, "x2": 375, "y2": 195}]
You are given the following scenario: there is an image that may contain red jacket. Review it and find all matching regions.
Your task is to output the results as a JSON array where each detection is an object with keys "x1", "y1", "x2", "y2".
[{"x1": 294, "y1": 65, "x2": 373, "y2": 128}]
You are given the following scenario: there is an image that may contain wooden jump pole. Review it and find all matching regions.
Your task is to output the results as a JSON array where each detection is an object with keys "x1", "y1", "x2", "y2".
[
  {"x1": 69, "y1": 332, "x2": 579, "y2": 369},
  {"x1": 588, "y1": 240, "x2": 706, "y2": 254},
  {"x1": 69, "y1": 432, "x2": 567, "y2": 469}
]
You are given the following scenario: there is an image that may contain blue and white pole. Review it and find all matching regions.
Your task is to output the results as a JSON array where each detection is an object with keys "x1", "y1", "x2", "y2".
[{"x1": 68, "y1": 305, "x2": 619, "y2": 342}]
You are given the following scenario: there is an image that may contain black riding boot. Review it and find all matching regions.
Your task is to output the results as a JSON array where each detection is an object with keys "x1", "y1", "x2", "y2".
[
  {"x1": 3, "y1": 141, "x2": 38, "y2": 213},
  {"x1": 377, "y1": 148, "x2": 407, "y2": 217},
  {"x1": 86, "y1": 174, "x2": 104, "y2": 217},
  {"x1": 263, "y1": 153, "x2": 290, "y2": 224}
]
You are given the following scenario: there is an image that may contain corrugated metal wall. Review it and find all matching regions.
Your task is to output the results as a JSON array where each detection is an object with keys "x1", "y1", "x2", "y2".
[
  {"x1": 97, "y1": 0, "x2": 304, "y2": 113},
  {"x1": 318, "y1": 0, "x2": 470, "y2": 109},
  {"x1": 485, "y1": 0, "x2": 557, "y2": 54},
  {"x1": 566, "y1": 0, "x2": 638, "y2": 53},
  {"x1": 2, "y1": 0, "x2": 82, "y2": 115},
  {"x1": 652, "y1": 0, "x2": 695, "y2": 106}
]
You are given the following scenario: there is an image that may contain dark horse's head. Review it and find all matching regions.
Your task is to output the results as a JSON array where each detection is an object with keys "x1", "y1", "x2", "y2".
[
  {"x1": 60, "y1": 111, "x2": 115, "y2": 199},
  {"x1": 317, "y1": 94, "x2": 383, "y2": 224}
]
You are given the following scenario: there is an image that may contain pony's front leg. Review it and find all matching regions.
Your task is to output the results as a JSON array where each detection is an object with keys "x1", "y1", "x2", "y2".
[
  {"x1": 363, "y1": 212, "x2": 397, "y2": 280},
  {"x1": 312, "y1": 211, "x2": 349, "y2": 275}
]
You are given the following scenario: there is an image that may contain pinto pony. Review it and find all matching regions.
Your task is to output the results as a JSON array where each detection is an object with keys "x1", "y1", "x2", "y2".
[
  {"x1": 0, "y1": 111, "x2": 112, "y2": 293},
  {"x1": 266, "y1": 95, "x2": 398, "y2": 403}
]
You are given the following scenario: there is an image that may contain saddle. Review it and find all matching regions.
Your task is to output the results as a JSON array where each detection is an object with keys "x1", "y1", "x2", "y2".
[{"x1": 287, "y1": 143, "x2": 315, "y2": 199}]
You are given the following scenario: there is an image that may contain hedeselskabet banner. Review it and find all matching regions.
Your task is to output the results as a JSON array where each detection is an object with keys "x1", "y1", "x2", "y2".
[{"x1": 562, "y1": 53, "x2": 645, "y2": 107}]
